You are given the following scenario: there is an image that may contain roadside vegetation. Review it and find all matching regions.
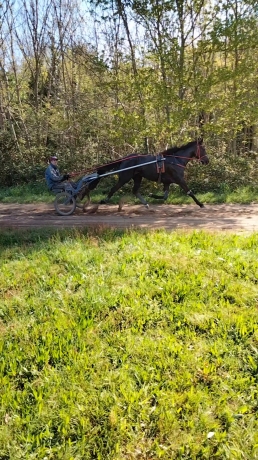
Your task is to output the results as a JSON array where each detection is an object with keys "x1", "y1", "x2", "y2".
[
  {"x1": 1, "y1": 146, "x2": 258, "y2": 206},
  {"x1": 1, "y1": 181, "x2": 258, "y2": 206},
  {"x1": 1, "y1": 0, "x2": 258, "y2": 194},
  {"x1": 0, "y1": 228, "x2": 258, "y2": 459}
]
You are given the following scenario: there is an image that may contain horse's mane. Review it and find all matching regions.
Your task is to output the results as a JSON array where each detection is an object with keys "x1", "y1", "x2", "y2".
[{"x1": 161, "y1": 140, "x2": 197, "y2": 157}]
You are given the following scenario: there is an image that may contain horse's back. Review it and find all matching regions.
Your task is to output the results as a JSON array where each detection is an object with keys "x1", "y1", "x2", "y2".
[
  {"x1": 120, "y1": 153, "x2": 155, "y2": 167},
  {"x1": 118, "y1": 154, "x2": 158, "y2": 182}
]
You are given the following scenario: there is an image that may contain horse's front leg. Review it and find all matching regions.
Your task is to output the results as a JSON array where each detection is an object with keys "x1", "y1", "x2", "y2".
[
  {"x1": 177, "y1": 179, "x2": 204, "y2": 208},
  {"x1": 187, "y1": 190, "x2": 204, "y2": 208}
]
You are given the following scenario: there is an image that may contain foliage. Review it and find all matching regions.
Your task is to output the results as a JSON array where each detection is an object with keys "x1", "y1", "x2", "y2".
[
  {"x1": 1, "y1": 0, "x2": 258, "y2": 186},
  {"x1": 0, "y1": 228, "x2": 258, "y2": 459}
]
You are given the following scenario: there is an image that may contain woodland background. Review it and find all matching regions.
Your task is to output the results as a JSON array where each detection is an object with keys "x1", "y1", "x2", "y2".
[{"x1": 0, "y1": 0, "x2": 258, "y2": 187}]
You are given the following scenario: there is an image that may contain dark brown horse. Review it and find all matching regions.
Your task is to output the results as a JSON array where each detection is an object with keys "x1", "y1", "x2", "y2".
[{"x1": 90, "y1": 139, "x2": 209, "y2": 208}]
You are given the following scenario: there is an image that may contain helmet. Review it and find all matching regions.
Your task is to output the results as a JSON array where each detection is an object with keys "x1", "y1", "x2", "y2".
[{"x1": 49, "y1": 156, "x2": 58, "y2": 161}]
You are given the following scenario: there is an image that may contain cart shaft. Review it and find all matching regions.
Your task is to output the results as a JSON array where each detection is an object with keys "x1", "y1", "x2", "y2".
[{"x1": 98, "y1": 158, "x2": 166, "y2": 179}]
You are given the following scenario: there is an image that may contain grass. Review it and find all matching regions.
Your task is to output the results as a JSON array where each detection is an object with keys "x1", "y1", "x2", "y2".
[
  {"x1": 0, "y1": 228, "x2": 258, "y2": 459},
  {"x1": 0, "y1": 181, "x2": 258, "y2": 205},
  {"x1": 0, "y1": 182, "x2": 53, "y2": 204}
]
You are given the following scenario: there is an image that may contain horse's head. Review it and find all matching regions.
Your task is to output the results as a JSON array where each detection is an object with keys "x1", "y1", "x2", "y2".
[{"x1": 195, "y1": 138, "x2": 209, "y2": 165}]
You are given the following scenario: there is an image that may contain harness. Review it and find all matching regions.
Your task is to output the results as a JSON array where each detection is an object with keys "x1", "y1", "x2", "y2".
[
  {"x1": 164, "y1": 142, "x2": 205, "y2": 168},
  {"x1": 156, "y1": 154, "x2": 165, "y2": 182},
  {"x1": 69, "y1": 142, "x2": 205, "y2": 179}
]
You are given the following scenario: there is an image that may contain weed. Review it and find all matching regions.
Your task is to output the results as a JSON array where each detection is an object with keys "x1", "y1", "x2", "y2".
[{"x1": 0, "y1": 229, "x2": 258, "y2": 459}]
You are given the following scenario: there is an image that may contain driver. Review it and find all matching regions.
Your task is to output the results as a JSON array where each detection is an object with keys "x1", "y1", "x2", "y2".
[{"x1": 45, "y1": 156, "x2": 71, "y2": 193}]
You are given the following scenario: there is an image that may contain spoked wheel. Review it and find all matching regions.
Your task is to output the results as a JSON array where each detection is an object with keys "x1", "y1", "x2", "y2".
[{"x1": 54, "y1": 192, "x2": 76, "y2": 216}]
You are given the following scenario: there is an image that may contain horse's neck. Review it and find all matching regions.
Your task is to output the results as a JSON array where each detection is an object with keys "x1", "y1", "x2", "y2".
[{"x1": 165, "y1": 145, "x2": 195, "y2": 165}]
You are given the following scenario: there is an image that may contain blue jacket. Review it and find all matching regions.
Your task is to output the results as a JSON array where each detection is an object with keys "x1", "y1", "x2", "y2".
[{"x1": 45, "y1": 164, "x2": 65, "y2": 190}]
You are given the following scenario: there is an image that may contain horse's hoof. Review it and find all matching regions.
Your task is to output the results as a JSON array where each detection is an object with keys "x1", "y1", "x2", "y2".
[
  {"x1": 145, "y1": 204, "x2": 149, "y2": 209},
  {"x1": 82, "y1": 199, "x2": 90, "y2": 212},
  {"x1": 118, "y1": 198, "x2": 125, "y2": 212},
  {"x1": 100, "y1": 199, "x2": 107, "y2": 204},
  {"x1": 200, "y1": 204, "x2": 205, "y2": 208},
  {"x1": 85, "y1": 204, "x2": 99, "y2": 214}
]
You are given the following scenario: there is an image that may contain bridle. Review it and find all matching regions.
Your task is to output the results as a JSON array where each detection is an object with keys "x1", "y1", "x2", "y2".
[
  {"x1": 196, "y1": 142, "x2": 201, "y2": 160},
  {"x1": 195, "y1": 142, "x2": 208, "y2": 162},
  {"x1": 164, "y1": 141, "x2": 207, "y2": 168}
]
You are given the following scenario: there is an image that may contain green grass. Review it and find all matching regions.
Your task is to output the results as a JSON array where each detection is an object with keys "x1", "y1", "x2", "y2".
[
  {"x1": 0, "y1": 228, "x2": 258, "y2": 459},
  {"x1": 0, "y1": 182, "x2": 258, "y2": 205},
  {"x1": 0, "y1": 182, "x2": 53, "y2": 204}
]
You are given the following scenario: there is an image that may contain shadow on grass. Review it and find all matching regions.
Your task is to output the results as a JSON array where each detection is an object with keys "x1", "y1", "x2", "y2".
[{"x1": 0, "y1": 227, "x2": 133, "y2": 261}]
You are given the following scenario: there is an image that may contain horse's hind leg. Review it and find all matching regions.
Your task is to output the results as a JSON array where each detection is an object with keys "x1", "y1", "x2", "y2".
[
  {"x1": 163, "y1": 186, "x2": 169, "y2": 200},
  {"x1": 133, "y1": 175, "x2": 149, "y2": 207},
  {"x1": 100, "y1": 178, "x2": 126, "y2": 204},
  {"x1": 149, "y1": 184, "x2": 170, "y2": 200}
]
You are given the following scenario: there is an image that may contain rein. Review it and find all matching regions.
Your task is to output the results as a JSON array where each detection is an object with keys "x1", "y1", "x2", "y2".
[
  {"x1": 70, "y1": 143, "x2": 204, "y2": 177},
  {"x1": 69, "y1": 155, "x2": 148, "y2": 177}
]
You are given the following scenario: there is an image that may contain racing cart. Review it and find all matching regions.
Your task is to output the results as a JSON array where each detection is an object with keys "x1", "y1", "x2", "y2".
[{"x1": 54, "y1": 173, "x2": 98, "y2": 216}]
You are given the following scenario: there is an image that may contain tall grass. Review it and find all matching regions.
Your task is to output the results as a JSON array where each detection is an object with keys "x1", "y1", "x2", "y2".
[{"x1": 0, "y1": 228, "x2": 258, "y2": 459}]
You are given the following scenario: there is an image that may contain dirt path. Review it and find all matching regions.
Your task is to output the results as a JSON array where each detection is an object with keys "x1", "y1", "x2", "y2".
[{"x1": 1, "y1": 202, "x2": 258, "y2": 233}]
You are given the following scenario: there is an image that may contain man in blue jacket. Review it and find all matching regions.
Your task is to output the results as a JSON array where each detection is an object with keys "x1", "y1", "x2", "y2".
[{"x1": 45, "y1": 156, "x2": 70, "y2": 193}]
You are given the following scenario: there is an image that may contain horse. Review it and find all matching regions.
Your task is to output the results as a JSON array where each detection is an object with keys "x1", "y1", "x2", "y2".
[{"x1": 88, "y1": 139, "x2": 209, "y2": 208}]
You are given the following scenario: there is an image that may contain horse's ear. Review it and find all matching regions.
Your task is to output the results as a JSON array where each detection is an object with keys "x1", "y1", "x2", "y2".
[{"x1": 197, "y1": 137, "x2": 203, "y2": 144}]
